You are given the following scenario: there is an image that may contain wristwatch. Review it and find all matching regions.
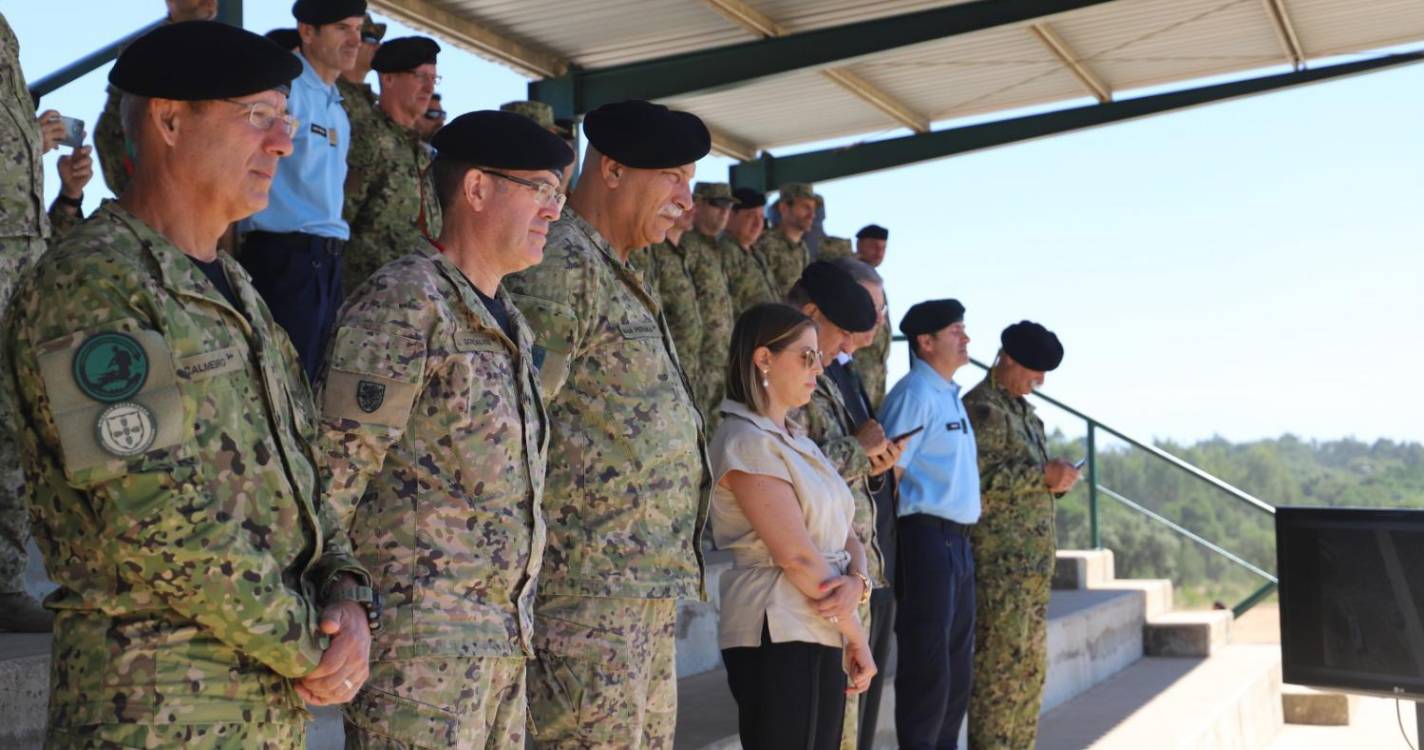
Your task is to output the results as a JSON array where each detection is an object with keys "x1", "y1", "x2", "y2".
[
  {"x1": 853, "y1": 572, "x2": 873, "y2": 606},
  {"x1": 326, "y1": 585, "x2": 383, "y2": 632}
]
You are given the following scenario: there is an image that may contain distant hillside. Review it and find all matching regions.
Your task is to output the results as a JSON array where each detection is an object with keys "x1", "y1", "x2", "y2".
[{"x1": 1046, "y1": 435, "x2": 1424, "y2": 608}]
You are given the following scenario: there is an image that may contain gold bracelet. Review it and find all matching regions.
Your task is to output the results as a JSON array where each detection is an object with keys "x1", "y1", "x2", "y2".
[{"x1": 854, "y1": 572, "x2": 872, "y2": 606}]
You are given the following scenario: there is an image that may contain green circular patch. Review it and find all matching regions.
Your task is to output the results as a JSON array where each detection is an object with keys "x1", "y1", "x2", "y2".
[{"x1": 72, "y1": 332, "x2": 149, "y2": 403}]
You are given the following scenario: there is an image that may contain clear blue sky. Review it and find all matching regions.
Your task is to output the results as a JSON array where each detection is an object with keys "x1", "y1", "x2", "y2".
[{"x1": 10, "y1": 2, "x2": 1422, "y2": 446}]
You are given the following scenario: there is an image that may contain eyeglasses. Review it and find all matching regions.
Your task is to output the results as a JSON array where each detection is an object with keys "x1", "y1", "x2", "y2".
[
  {"x1": 799, "y1": 347, "x2": 823, "y2": 370},
  {"x1": 481, "y1": 169, "x2": 566, "y2": 211},
  {"x1": 220, "y1": 99, "x2": 299, "y2": 138},
  {"x1": 401, "y1": 72, "x2": 443, "y2": 86}
]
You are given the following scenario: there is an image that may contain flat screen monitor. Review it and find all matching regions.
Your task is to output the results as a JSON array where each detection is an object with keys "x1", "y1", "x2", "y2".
[{"x1": 1277, "y1": 506, "x2": 1424, "y2": 700}]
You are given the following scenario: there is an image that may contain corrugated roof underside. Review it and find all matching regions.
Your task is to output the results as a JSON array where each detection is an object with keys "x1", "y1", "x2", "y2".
[{"x1": 395, "y1": 0, "x2": 1424, "y2": 155}]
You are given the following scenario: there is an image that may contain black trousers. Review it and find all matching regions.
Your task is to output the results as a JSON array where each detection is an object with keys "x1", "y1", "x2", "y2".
[
  {"x1": 858, "y1": 586, "x2": 897, "y2": 749},
  {"x1": 894, "y1": 515, "x2": 976, "y2": 750},
  {"x1": 238, "y1": 230, "x2": 345, "y2": 382},
  {"x1": 723, "y1": 623, "x2": 846, "y2": 750}
]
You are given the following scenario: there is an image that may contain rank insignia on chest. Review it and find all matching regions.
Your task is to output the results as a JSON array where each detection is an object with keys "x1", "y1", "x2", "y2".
[
  {"x1": 356, "y1": 379, "x2": 386, "y2": 413},
  {"x1": 72, "y1": 332, "x2": 149, "y2": 403},
  {"x1": 311, "y1": 123, "x2": 338, "y2": 146},
  {"x1": 946, "y1": 418, "x2": 968, "y2": 432}
]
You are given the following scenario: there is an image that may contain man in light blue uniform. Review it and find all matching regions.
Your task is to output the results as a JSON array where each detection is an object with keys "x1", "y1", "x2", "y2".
[
  {"x1": 239, "y1": 0, "x2": 364, "y2": 380},
  {"x1": 878, "y1": 298, "x2": 980, "y2": 750}
]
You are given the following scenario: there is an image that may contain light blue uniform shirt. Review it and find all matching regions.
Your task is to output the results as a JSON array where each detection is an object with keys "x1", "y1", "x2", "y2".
[
  {"x1": 879, "y1": 357, "x2": 981, "y2": 524},
  {"x1": 240, "y1": 52, "x2": 350, "y2": 239}
]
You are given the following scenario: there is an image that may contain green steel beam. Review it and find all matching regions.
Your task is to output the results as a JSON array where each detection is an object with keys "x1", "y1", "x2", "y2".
[
  {"x1": 28, "y1": 19, "x2": 164, "y2": 101},
  {"x1": 528, "y1": 0, "x2": 1118, "y2": 119},
  {"x1": 730, "y1": 52, "x2": 1424, "y2": 191}
]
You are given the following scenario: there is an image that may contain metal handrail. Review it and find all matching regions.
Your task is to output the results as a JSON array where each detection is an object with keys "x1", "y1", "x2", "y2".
[
  {"x1": 28, "y1": 20, "x2": 165, "y2": 101},
  {"x1": 891, "y1": 337, "x2": 1278, "y2": 614}
]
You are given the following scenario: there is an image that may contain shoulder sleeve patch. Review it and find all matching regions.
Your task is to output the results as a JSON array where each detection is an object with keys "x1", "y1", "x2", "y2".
[
  {"x1": 321, "y1": 326, "x2": 424, "y2": 428},
  {"x1": 36, "y1": 324, "x2": 188, "y2": 483}
]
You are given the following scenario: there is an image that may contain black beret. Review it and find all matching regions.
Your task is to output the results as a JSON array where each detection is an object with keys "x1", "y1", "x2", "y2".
[
  {"x1": 264, "y1": 28, "x2": 300, "y2": 51},
  {"x1": 1001, "y1": 321, "x2": 1063, "y2": 372},
  {"x1": 372, "y1": 36, "x2": 441, "y2": 73},
  {"x1": 292, "y1": 0, "x2": 367, "y2": 25},
  {"x1": 798, "y1": 262, "x2": 876, "y2": 333},
  {"x1": 584, "y1": 100, "x2": 710, "y2": 169},
  {"x1": 732, "y1": 187, "x2": 766, "y2": 210},
  {"x1": 432, "y1": 111, "x2": 574, "y2": 172},
  {"x1": 111, "y1": 22, "x2": 301, "y2": 101},
  {"x1": 857, "y1": 223, "x2": 889, "y2": 241},
  {"x1": 900, "y1": 299, "x2": 965, "y2": 338}
]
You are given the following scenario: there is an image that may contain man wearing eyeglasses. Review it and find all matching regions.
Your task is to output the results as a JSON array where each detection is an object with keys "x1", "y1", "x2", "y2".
[
  {"x1": 238, "y1": 0, "x2": 367, "y2": 383},
  {"x1": 4, "y1": 22, "x2": 374, "y2": 747},
  {"x1": 504, "y1": 100, "x2": 712, "y2": 749},
  {"x1": 340, "y1": 36, "x2": 443, "y2": 294},
  {"x1": 317, "y1": 110, "x2": 572, "y2": 749},
  {"x1": 337, "y1": 13, "x2": 386, "y2": 133}
]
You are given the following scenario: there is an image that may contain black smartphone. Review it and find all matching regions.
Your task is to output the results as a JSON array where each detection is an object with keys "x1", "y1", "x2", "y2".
[{"x1": 890, "y1": 425, "x2": 925, "y2": 443}]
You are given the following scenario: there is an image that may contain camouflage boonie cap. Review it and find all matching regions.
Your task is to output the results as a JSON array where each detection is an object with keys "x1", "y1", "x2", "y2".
[
  {"x1": 500, "y1": 100, "x2": 571, "y2": 138},
  {"x1": 693, "y1": 182, "x2": 733, "y2": 204},
  {"x1": 778, "y1": 182, "x2": 815, "y2": 203},
  {"x1": 361, "y1": 14, "x2": 387, "y2": 42}
]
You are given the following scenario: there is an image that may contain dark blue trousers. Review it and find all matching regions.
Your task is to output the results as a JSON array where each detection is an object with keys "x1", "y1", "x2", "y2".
[
  {"x1": 239, "y1": 231, "x2": 344, "y2": 383},
  {"x1": 894, "y1": 515, "x2": 976, "y2": 750}
]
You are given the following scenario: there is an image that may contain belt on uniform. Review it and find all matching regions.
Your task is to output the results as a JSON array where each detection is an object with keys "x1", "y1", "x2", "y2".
[
  {"x1": 899, "y1": 513, "x2": 973, "y2": 538},
  {"x1": 244, "y1": 230, "x2": 345, "y2": 256}
]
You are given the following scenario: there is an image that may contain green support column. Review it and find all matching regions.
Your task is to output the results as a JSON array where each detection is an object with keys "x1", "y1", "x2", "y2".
[{"x1": 730, "y1": 53, "x2": 1424, "y2": 191}]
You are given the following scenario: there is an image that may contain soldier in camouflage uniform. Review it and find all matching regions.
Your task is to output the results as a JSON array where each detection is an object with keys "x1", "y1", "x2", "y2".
[
  {"x1": 964, "y1": 321, "x2": 1077, "y2": 750},
  {"x1": 336, "y1": 14, "x2": 386, "y2": 134},
  {"x1": 505, "y1": 100, "x2": 712, "y2": 749},
  {"x1": 683, "y1": 182, "x2": 736, "y2": 424},
  {"x1": 817, "y1": 234, "x2": 853, "y2": 261},
  {"x1": 341, "y1": 36, "x2": 443, "y2": 293},
  {"x1": 647, "y1": 209, "x2": 703, "y2": 390},
  {"x1": 317, "y1": 112, "x2": 573, "y2": 749},
  {"x1": 500, "y1": 100, "x2": 576, "y2": 187},
  {"x1": 789, "y1": 261, "x2": 901, "y2": 750},
  {"x1": 4, "y1": 23, "x2": 377, "y2": 747},
  {"x1": 756, "y1": 182, "x2": 816, "y2": 294},
  {"x1": 93, "y1": 0, "x2": 218, "y2": 196},
  {"x1": 849, "y1": 224, "x2": 891, "y2": 409},
  {"x1": 0, "y1": 11, "x2": 68, "y2": 632},
  {"x1": 720, "y1": 187, "x2": 778, "y2": 314}
]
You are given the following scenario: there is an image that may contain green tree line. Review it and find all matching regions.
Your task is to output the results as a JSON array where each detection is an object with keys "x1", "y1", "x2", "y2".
[{"x1": 1046, "y1": 434, "x2": 1424, "y2": 608}]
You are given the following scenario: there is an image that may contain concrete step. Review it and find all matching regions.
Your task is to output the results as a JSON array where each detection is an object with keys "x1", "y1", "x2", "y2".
[
  {"x1": 675, "y1": 586, "x2": 1149, "y2": 750},
  {"x1": 1280, "y1": 684, "x2": 1355, "y2": 726},
  {"x1": 1053, "y1": 549, "x2": 1116, "y2": 590},
  {"x1": 1037, "y1": 644, "x2": 1283, "y2": 750},
  {"x1": 676, "y1": 548, "x2": 734, "y2": 678},
  {"x1": 1144, "y1": 609, "x2": 1233, "y2": 657}
]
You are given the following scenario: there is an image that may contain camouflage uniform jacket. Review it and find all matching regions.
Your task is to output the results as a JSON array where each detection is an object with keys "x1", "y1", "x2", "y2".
[
  {"x1": 651, "y1": 239, "x2": 703, "y2": 391},
  {"x1": 505, "y1": 208, "x2": 711, "y2": 600},
  {"x1": 851, "y1": 306, "x2": 892, "y2": 411},
  {"x1": 4, "y1": 202, "x2": 369, "y2": 727},
  {"x1": 317, "y1": 241, "x2": 548, "y2": 659},
  {"x1": 93, "y1": 85, "x2": 131, "y2": 197},
  {"x1": 719, "y1": 235, "x2": 779, "y2": 314},
  {"x1": 962, "y1": 371, "x2": 1056, "y2": 575},
  {"x1": 341, "y1": 107, "x2": 442, "y2": 293},
  {"x1": 336, "y1": 77, "x2": 379, "y2": 135},
  {"x1": 681, "y1": 229, "x2": 734, "y2": 419},
  {"x1": 1, "y1": 15, "x2": 47, "y2": 240},
  {"x1": 800, "y1": 374, "x2": 886, "y2": 586},
  {"x1": 627, "y1": 242, "x2": 660, "y2": 298},
  {"x1": 755, "y1": 225, "x2": 809, "y2": 298}
]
